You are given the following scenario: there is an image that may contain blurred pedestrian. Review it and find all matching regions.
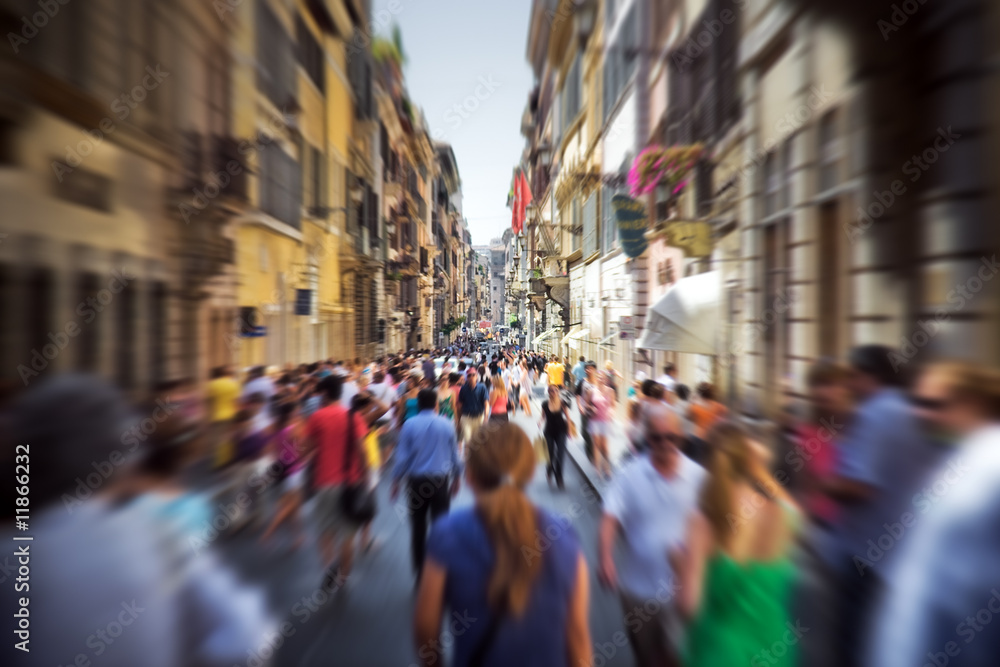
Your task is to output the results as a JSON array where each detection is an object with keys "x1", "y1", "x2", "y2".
[
  {"x1": 867, "y1": 361, "x2": 1000, "y2": 667},
  {"x1": 392, "y1": 389, "x2": 462, "y2": 578},
  {"x1": 305, "y1": 375, "x2": 371, "y2": 588},
  {"x1": 598, "y1": 403, "x2": 706, "y2": 667},
  {"x1": 675, "y1": 422, "x2": 800, "y2": 667},
  {"x1": 2, "y1": 374, "x2": 272, "y2": 667},
  {"x1": 604, "y1": 360, "x2": 622, "y2": 404},
  {"x1": 488, "y1": 375, "x2": 509, "y2": 423},
  {"x1": 689, "y1": 383, "x2": 727, "y2": 440},
  {"x1": 819, "y1": 345, "x2": 950, "y2": 667},
  {"x1": 589, "y1": 380, "x2": 613, "y2": 479},
  {"x1": 457, "y1": 369, "x2": 489, "y2": 445},
  {"x1": 205, "y1": 365, "x2": 240, "y2": 467},
  {"x1": 657, "y1": 363, "x2": 678, "y2": 393},
  {"x1": 579, "y1": 362, "x2": 600, "y2": 464},
  {"x1": 414, "y1": 422, "x2": 591, "y2": 667},
  {"x1": 545, "y1": 356, "x2": 566, "y2": 389},
  {"x1": 540, "y1": 384, "x2": 574, "y2": 489},
  {"x1": 259, "y1": 401, "x2": 308, "y2": 549},
  {"x1": 794, "y1": 361, "x2": 852, "y2": 528}
]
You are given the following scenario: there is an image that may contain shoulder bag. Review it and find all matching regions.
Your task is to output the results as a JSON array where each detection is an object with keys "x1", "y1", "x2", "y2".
[{"x1": 339, "y1": 409, "x2": 377, "y2": 524}]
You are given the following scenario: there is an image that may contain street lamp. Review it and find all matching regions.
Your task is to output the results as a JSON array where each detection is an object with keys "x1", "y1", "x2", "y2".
[
  {"x1": 537, "y1": 143, "x2": 552, "y2": 168},
  {"x1": 574, "y1": 0, "x2": 597, "y2": 48}
]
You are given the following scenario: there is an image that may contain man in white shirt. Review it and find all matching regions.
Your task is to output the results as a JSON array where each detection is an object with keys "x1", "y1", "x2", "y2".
[
  {"x1": 599, "y1": 402, "x2": 706, "y2": 667},
  {"x1": 867, "y1": 362, "x2": 1000, "y2": 667},
  {"x1": 241, "y1": 365, "x2": 276, "y2": 432},
  {"x1": 656, "y1": 363, "x2": 678, "y2": 393}
]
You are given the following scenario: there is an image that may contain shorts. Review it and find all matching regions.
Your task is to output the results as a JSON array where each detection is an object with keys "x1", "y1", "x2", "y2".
[
  {"x1": 460, "y1": 414, "x2": 486, "y2": 443},
  {"x1": 313, "y1": 486, "x2": 361, "y2": 535},
  {"x1": 589, "y1": 420, "x2": 610, "y2": 437}
]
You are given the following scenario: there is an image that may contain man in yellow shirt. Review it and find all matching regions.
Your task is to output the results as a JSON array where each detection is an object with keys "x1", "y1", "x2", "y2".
[
  {"x1": 545, "y1": 357, "x2": 565, "y2": 388},
  {"x1": 205, "y1": 365, "x2": 241, "y2": 466}
]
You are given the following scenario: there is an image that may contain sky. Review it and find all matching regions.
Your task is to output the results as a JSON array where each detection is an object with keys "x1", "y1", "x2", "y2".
[{"x1": 369, "y1": 0, "x2": 534, "y2": 246}]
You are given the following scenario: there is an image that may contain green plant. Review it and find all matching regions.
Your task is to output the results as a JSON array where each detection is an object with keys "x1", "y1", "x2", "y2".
[
  {"x1": 531, "y1": 268, "x2": 542, "y2": 279},
  {"x1": 372, "y1": 24, "x2": 407, "y2": 67},
  {"x1": 386, "y1": 271, "x2": 403, "y2": 281}
]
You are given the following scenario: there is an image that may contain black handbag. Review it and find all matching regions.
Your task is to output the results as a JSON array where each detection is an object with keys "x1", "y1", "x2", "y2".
[{"x1": 339, "y1": 408, "x2": 376, "y2": 524}]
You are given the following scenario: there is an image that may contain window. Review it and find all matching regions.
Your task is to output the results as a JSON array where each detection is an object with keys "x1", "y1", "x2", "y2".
[
  {"x1": 763, "y1": 152, "x2": 779, "y2": 218},
  {"x1": 601, "y1": 184, "x2": 619, "y2": 254},
  {"x1": 571, "y1": 198, "x2": 581, "y2": 252},
  {"x1": 76, "y1": 272, "x2": 100, "y2": 371},
  {"x1": 116, "y1": 281, "x2": 135, "y2": 390},
  {"x1": 256, "y1": 1, "x2": 295, "y2": 108},
  {"x1": 348, "y1": 29, "x2": 374, "y2": 118},
  {"x1": 603, "y1": 7, "x2": 637, "y2": 124},
  {"x1": 296, "y1": 16, "x2": 324, "y2": 93},
  {"x1": 562, "y1": 51, "x2": 582, "y2": 130},
  {"x1": 259, "y1": 142, "x2": 302, "y2": 228},
  {"x1": 695, "y1": 159, "x2": 713, "y2": 217},
  {"x1": 818, "y1": 110, "x2": 840, "y2": 193},
  {"x1": 582, "y1": 191, "x2": 598, "y2": 258},
  {"x1": 782, "y1": 142, "x2": 793, "y2": 210}
]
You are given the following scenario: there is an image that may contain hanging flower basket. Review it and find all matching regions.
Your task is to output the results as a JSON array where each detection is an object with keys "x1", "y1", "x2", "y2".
[{"x1": 627, "y1": 143, "x2": 705, "y2": 201}]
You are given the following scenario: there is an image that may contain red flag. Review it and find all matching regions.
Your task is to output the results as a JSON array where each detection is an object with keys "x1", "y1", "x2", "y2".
[
  {"x1": 511, "y1": 170, "x2": 521, "y2": 233},
  {"x1": 517, "y1": 171, "x2": 532, "y2": 234},
  {"x1": 520, "y1": 170, "x2": 533, "y2": 212}
]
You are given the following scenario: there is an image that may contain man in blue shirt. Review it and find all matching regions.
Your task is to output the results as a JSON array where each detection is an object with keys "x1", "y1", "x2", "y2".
[
  {"x1": 818, "y1": 344, "x2": 948, "y2": 667},
  {"x1": 571, "y1": 355, "x2": 586, "y2": 389},
  {"x1": 457, "y1": 369, "x2": 489, "y2": 446},
  {"x1": 391, "y1": 389, "x2": 462, "y2": 576}
]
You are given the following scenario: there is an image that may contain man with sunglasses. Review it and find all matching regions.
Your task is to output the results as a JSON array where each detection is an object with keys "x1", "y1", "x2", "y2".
[
  {"x1": 868, "y1": 362, "x2": 1000, "y2": 667},
  {"x1": 598, "y1": 402, "x2": 706, "y2": 667}
]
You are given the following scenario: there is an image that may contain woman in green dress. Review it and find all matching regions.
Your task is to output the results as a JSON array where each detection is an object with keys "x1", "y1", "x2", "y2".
[{"x1": 674, "y1": 421, "x2": 800, "y2": 667}]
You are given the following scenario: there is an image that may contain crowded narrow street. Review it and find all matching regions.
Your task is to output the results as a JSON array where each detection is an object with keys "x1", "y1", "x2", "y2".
[
  {"x1": 3, "y1": 0, "x2": 1000, "y2": 666},
  {"x1": 215, "y1": 393, "x2": 635, "y2": 667}
]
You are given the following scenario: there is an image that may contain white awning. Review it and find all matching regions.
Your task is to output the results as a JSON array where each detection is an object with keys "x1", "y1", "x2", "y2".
[
  {"x1": 533, "y1": 327, "x2": 561, "y2": 344},
  {"x1": 636, "y1": 271, "x2": 721, "y2": 355},
  {"x1": 560, "y1": 326, "x2": 583, "y2": 346}
]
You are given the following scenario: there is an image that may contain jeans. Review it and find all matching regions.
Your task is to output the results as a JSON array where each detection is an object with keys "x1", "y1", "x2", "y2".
[
  {"x1": 406, "y1": 475, "x2": 451, "y2": 574},
  {"x1": 545, "y1": 431, "x2": 567, "y2": 487},
  {"x1": 580, "y1": 413, "x2": 593, "y2": 463},
  {"x1": 619, "y1": 591, "x2": 681, "y2": 667}
]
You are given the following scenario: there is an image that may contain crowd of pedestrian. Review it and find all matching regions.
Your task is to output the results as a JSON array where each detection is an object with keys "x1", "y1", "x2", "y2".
[{"x1": 2, "y1": 342, "x2": 998, "y2": 667}]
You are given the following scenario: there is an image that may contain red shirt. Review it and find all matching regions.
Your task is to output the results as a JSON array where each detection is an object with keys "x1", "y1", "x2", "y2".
[
  {"x1": 797, "y1": 423, "x2": 838, "y2": 524},
  {"x1": 307, "y1": 404, "x2": 368, "y2": 487}
]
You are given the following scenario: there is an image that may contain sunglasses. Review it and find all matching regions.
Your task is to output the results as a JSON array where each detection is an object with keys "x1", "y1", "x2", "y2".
[
  {"x1": 910, "y1": 396, "x2": 950, "y2": 411},
  {"x1": 646, "y1": 432, "x2": 682, "y2": 445}
]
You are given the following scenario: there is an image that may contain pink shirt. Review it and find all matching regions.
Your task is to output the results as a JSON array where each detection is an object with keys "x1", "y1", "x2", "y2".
[{"x1": 591, "y1": 389, "x2": 610, "y2": 422}]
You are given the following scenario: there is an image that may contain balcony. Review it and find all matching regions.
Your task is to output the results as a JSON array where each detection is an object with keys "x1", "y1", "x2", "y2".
[
  {"x1": 384, "y1": 180, "x2": 403, "y2": 207},
  {"x1": 387, "y1": 253, "x2": 420, "y2": 277}
]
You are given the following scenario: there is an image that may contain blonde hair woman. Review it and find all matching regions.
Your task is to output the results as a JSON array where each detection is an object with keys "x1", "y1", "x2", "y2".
[
  {"x1": 488, "y1": 374, "x2": 509, "y2": 423},
  {"x1": 674, "y1": 421, "x2": 800, "y2": 667},
  {"x1": 415, "y1": 422, "x2": 591, "y2": 667}
]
